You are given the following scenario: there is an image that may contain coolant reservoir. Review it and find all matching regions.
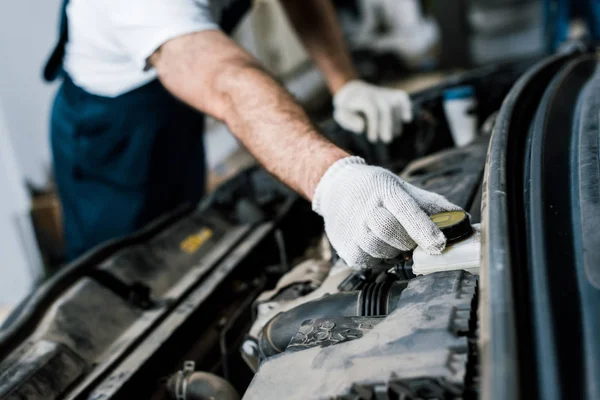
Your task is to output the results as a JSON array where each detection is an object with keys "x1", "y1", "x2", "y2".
[{"x1": 412, "y1": 211, "x2": 481, "y2": 275}]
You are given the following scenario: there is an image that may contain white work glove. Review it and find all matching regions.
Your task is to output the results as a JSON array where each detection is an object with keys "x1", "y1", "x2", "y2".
[
  {"x1": 333, "y1": 80, "x2": 413, "y2": 144},
  {"x1": 312, "y1": 156, "x2": 462, "y2": 269}
]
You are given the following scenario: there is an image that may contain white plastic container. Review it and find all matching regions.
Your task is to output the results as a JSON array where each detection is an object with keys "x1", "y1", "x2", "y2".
[
  {"x1": 412, "y1": 224, "x2": 481, "y2": 276},
  {"x1": 443, "y1": 86, "x2": 478, "y2": 147}
]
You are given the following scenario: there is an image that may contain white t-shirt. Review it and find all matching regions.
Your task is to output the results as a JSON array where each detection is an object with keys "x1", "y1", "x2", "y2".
[{"x1": 63, "y1": 0, "x2": 231, "y2": 97}]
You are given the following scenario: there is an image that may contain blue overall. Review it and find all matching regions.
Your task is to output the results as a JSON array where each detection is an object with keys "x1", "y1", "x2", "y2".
[
  {"x1": 46, "y1": 0, "x2": 250, "y2": 260},
  {"x1": 545, "y1": 0, "x2": 600, "y2": 51}
]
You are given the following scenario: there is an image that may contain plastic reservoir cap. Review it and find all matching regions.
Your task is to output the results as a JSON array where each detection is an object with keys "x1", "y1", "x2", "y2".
[
  {"x1": 430, "y1": 211, "x2": 473, "y2": 243},
  {"x1": 412, "y1": 224, "x2": 481, "y2": 276}
]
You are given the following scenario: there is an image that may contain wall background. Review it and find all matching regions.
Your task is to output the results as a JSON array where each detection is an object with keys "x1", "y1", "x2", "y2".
[
  {"x1": 0, "y1": 0, "x2": 62, "y2": 188},
  {"x1": 0, "y1": 103, "x2": 43, "y2": 310},
  {"x1": 0, "y1": 0, "x2": 62, "y2": 311}
]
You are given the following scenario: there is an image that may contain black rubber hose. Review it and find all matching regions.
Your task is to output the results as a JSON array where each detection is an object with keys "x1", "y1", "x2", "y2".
[{"x1": 259, "y1": 281, "x2": 406, "y2": 357}]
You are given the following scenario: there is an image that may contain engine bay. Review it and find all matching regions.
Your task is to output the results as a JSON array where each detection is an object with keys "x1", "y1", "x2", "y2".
[
  {"x1": 241, "y1": 141, "x2": 488, "y2": 399},
  {"x1": 0, "y1": 59, "x2": 532, "y2": 400},
  {"x1": 243, "y1": 245, "x2": 478, "y2": 399}
]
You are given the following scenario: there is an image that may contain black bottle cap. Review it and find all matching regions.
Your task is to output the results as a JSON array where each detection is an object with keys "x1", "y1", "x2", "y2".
[{"x1": 430, "y1": 211, "x2": 473, "y2": 243}]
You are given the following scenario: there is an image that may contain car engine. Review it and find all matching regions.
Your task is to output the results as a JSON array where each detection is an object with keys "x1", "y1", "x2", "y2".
[
  {"x1": 0, "y1": 59, "x2": 514, "y2": 400},
  {"x1": 4, "y1": 51, "x2": 599, "y2": 400}
]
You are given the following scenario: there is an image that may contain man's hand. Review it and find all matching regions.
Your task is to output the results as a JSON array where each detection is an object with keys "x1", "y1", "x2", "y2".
[
  {"x1": 150, "y1": 31, "x2": 449, "y2": 270},
  {"x1": 312, "y1": 156, "x2": 461, "y2": 269},
  {"x1": 333, "y1": 80, "x2": 413, "y2": 144}
]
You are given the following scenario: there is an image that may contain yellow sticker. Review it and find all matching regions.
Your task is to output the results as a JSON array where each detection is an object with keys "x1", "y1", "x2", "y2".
[
  {"x1": 430, "y1": 211, "x2": 467, "y2": 229},
  {"x1": 180, "y1": 228, "x2": 213, "y2": 254}
]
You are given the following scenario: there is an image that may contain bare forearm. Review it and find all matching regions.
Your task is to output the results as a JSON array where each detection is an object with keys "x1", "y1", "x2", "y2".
[
  {"x1": 281, "y1": 0, "x2": 358, "y2": 94},
  {"x1": 151, "y1": 32, "x2": 349, "y2": 199},
  {"x1": 217, "y1": 64, "x2": 348, "y2": 198}
]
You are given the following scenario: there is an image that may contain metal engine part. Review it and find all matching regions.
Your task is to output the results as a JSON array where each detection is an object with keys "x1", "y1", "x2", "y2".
[
  {"x1": 167, "y1": 361, "x2": 240, "y2": 400},
  {"x1": 248, "y1": 259, "x2": 353, "y2": 335},
  {"x1": 257, "y1": 280, "x2": 406, "y2": 358},
  {"x1": 243, "y1": 257, "x2": 355, "y2": 369},
  {"x1": 243, "y1": 270, "x2": 478, "y2": 400}
]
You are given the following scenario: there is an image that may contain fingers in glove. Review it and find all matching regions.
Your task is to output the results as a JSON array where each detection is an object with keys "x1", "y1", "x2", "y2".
[
  {"x1": 342, "y1": 100, "x2": 379, "y2": 143},
  {"x1": 383, "y1": 194, "x2": 447, "y2": 255},
  {"x1": 391, "y1": 106, "x2": 405, "y2": 139},
  {"x1": 397, "y1": 92, "x2": 413, "y2": 122},
  {"x1": 400, "y1": 182, "x2": 462, "y2": 214},
  {"x1": 366, "y1": 206, "x2": 416, "y2": 251},
  {"x1": 389, "y1": 92, "x2": 412, "y2": 139},
  {"x1": 362, "y1": 101, "x2": 380, "y2": 143},
  {"x1": 376, "y1": 97, "x2": 394, "y2": 144},
  {"x1": 340, "y1": 245, "x2": 379, "y2": 269},
  {"x1": 386, "y1": 90, "x2": 413, "y2": 122},
  {"x1": 334, "y1": 108, "x2": 365, "y2": 134},
  {"x1": 357, "y1": 224, "x2": 403, "y2": 260}
]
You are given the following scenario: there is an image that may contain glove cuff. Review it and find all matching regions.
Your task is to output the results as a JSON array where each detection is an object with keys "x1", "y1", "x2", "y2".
[
  {"x1": 333, "y1": 79, "x2": 365, "y2": 102},
  {"x1": 312, "y1": 156, "x2": 366, "y2": 215}
]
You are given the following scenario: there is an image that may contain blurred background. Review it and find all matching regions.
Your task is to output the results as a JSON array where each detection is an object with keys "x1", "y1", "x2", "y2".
[{"x1": 0, "y1": 0, "x2": 579, "y2": 318}]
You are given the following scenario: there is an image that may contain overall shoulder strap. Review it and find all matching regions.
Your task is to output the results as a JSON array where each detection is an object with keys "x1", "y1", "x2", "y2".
[{"x1": 43, "y1": 0, "x2": 69, "y2": 82}]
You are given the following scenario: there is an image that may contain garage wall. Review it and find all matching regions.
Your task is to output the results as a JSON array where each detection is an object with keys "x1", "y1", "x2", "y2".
[
  {"x1": 0, "y1": 102, "x2": 43, "y2": 308},
  {"x1": 0, "y1": 0, "x2": 61, "y2": 310},
  {"x1": 0, "y1": 0, "x2": 62, "y2": 189}
]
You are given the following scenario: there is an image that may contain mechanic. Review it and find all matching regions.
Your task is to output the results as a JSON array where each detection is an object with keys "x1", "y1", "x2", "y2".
[{"x1": 45, "y1": 0, "x2": 461, "y2": 266}]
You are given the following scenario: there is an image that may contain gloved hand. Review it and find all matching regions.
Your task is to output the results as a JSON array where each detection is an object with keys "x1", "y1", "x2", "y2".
[
  {"x1": 312, "y1": 156, "x2": 462, "y2": 269},
  {"x1": 333, "y1": 80, "x2": 413, "y2": 144}
]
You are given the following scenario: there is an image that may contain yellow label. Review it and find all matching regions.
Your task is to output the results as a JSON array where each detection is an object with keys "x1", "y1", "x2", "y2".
[
  {"x1": 180, "y1": 228, "x2": 213, "y2": 254},
  {"x1": 430, "y1": 211, "x2": 466, "y2": 229}
]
